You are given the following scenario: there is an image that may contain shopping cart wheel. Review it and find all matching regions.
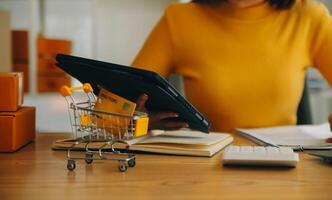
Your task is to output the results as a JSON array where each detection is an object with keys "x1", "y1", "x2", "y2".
[
  {"x1": 85, "y1": 153, "x2": 93, "y2": 164},
  {"x1": 128, "y1": 158, "x2": 136, "y2": 168},
  {"x1": 118, "y1": 161, "x2": 127, "y2": 172},
  {"x1": 67, "y1": 160, "x2": 76, "y2": 171}
]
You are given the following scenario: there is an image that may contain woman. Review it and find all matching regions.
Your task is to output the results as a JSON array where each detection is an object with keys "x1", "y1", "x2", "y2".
[{"x1": 132, "y1": 0, "x2": 332, "y2": 133}]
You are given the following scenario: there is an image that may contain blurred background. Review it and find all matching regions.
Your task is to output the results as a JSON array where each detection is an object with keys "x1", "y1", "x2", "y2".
[{"x1": 0, "y1": 0, "x2": 331, "y2": 132}]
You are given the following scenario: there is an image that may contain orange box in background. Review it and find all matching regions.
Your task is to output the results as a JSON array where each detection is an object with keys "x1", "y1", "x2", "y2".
[
  {"x1": 37, "y1": 75, "x2": 71, "y2": 92},
  {"x1": 12, "y1": 31, "x2": 29, "y2": 63},
  {"x1": 37, "y1": 36, "x2": 72, "y2": 93},
  {"x1": 0, "y1": 72, "x2": 23, "y2": 111},
  {"x1": 38, "y1": 58, "x2": 65, "y2": 74},
  {"x1": 0, "y1": 107, "x2": 35, "y2": 152},
  {"x1": 37, "y1": 36, "x2": 71, "y2": 55}
]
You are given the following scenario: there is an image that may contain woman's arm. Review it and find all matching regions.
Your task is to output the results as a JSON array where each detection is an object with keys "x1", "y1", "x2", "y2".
[
  {"x1": 132, "y1": 10, "x2": 188, "y2": 130},
  {"x1": 132, "y1": 12, "x2": 175, "y2": 77},
  {"x1": 311, "y1": 5, "x2": 332, "y2": 83}
]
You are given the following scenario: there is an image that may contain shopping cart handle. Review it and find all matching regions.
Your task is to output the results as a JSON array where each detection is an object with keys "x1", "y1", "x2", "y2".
[{"x1": 60, "y1": 83, "x2": 93, "y2": 96}]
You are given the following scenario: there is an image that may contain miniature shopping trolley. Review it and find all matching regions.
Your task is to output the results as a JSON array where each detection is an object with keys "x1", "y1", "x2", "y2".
[{"x1": 60, "y1": 83, "x2": 149, "y2": 172}]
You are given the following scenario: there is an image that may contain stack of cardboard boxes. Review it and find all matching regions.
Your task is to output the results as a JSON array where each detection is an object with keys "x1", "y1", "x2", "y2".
[{"x1": 0, "y1": 72, "x2": 35, "y2": 152}]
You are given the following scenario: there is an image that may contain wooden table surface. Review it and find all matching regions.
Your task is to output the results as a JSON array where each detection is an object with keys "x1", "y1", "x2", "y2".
[{"x1": 0, "y1": 133, "x2": 332, "y2": 200}]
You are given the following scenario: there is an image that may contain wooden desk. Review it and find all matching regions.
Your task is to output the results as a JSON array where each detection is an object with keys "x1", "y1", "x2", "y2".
[{"x1": 0, "y1": 133, "x2": 332, "y2": 200}]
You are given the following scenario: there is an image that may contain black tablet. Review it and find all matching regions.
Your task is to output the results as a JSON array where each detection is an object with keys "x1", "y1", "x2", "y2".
[{"x1": 56, "y1": 54, "x2": 211, "y2": 133}]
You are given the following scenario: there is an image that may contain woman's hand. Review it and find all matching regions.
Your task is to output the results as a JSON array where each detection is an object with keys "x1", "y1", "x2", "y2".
[
  {"x1": 327, "y1": 114, "x2": 332, "y2": 143},
  {"x1": 136, "y1": 94, "x2": 189, "y2": 130}
]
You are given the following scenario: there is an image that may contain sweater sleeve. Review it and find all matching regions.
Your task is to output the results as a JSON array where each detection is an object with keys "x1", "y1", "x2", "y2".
[
  {"x1": 131, "y1": 11, "x2": 175, "y2": 78},
  {"x1": 311, "y1": 4, "x2": 332, "y2": 85}
]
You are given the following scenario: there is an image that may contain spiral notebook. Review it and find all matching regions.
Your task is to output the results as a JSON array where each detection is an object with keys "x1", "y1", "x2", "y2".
[{"x1": 236, "y1": 123, "x2": 332, "y2": 150}]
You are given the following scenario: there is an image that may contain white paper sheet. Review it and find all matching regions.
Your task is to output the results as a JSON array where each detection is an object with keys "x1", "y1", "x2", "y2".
[{"x1": 236, "y1": 123, "x2": 332, "y2": 148}]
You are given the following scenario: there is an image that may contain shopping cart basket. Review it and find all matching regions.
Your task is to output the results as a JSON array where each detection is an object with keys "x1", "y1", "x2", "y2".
[{"x1": 60, "y1": 83, "x2": 149, "y2": 172}]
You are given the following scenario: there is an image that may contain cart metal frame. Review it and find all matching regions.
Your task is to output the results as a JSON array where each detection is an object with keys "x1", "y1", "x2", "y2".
[{"x1": 60, "y1": 83, "x2": 147, "y2": 172}]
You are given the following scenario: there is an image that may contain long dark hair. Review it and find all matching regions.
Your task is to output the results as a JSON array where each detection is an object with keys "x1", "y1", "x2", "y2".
[{"x1": 192, "y1": 0, "x2": 295, "y2": 10}]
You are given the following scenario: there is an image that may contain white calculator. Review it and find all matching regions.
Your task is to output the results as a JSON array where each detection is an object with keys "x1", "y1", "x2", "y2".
[{"x1": 222, "y1": 146, "x2": 299, "y2": 167}]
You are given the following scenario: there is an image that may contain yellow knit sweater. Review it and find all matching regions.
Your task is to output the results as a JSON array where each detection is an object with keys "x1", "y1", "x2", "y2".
[{"x1": 132, "y1": 0, "x2": 332, "y2": 132}]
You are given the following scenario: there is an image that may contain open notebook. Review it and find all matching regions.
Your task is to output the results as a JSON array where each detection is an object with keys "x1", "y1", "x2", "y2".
[
  {"x1": 52, "y1": 130, "x2": 233, "y2": 157},
  {"x1": 236, "y1": 123, "x2": 332, "y2": 150}
]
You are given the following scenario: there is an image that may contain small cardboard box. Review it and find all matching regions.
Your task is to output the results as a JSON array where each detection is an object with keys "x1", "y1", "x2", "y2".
[
  {"x1": 0, "y1": 106, "x2": 35, "y2": 152},
  {"x1": 0, "y1": 72, "x2": 23, "y2": 111}
]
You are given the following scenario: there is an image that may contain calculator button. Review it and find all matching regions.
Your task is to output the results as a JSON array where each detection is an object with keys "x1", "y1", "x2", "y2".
[
  {"x1": 279, "y1": 147, "x2": 293, "y2": 153},
  {"x1": 227, "y1": 146, "x2": 240, "y2": 152},
  {"x1": 253, "y1": 146, "x2": 266, "y2": 153},
  {"x1": 240, "y1": 146, "x2": 253, "y2": 152},
  {"x1": 266, "y1": 147, "x2": 279, "y2": 153}
]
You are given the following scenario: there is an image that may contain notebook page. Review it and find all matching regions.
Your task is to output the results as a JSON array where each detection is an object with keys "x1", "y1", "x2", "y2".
[
  {"x1": 237, "y1": 124, "x2": 332, "y2": 147},
  {"x1": 298, "y1": 123, "x2": 331, "y2": 139},
  {"x1": 137, "y1": 130, "x2": 230, "y2": 146}
]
